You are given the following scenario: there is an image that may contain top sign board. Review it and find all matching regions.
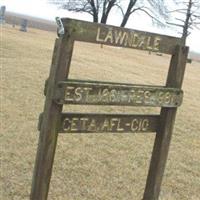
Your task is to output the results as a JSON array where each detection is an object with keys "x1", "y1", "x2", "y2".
[{"x1": 61, "y1": 18, "x2": 182, "y2": 54}]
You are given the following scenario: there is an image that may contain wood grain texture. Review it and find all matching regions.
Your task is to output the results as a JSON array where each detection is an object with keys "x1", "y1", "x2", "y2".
[
  {"x1": 143, "y1": 45, "x2": 189, "y2": 200},
  {"x1": 30, "y1": 34, "x2": 74, "y2": 200}
]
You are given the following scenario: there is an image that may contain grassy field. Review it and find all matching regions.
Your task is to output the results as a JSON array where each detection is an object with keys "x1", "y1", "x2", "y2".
[{"x1": 1, "y1": 24, "x2": 200, "y2": 200}]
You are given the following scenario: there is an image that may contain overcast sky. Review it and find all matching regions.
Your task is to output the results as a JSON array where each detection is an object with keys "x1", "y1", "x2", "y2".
[{"x1": 1, "y1": 0, "x2": 199, "y2": 53}]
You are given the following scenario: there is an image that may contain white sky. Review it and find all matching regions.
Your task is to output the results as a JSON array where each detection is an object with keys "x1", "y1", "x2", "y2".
[{"x1": 1, "y1": 0, "x2": 199, "y2": 52}]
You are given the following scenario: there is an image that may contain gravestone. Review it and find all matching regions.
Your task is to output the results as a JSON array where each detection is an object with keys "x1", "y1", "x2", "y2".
[
  {"x1": 0, "y1": 6, "x2": 6, "y2": 24},
  {"x1": 20, "y1": 19, "x2": 28, "y2": 32}
]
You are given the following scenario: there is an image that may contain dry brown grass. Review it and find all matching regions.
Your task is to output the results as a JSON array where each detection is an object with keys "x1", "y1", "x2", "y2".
[{"x1": 1, "y1": 24, "x2": 200, "y2": 200}]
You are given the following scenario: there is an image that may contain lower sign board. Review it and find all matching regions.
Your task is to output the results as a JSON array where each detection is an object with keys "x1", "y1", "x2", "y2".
[
  {"x1": 54, "y1": 79, "x2": 183, "y2": 107},
  {"x1": 58, "y1": 113, "x2": 159, "y2": 133}
]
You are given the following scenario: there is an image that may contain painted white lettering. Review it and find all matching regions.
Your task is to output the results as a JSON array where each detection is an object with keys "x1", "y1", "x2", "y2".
[
  {"x1": 142, "y1": 119, "x2": 149, "y2": 131},
  {"x1": 101, "y1": 119, "x2": 110, "y2": 131},
  {"x1": 110, "y1": 118, "x2": 117, "y2": 130},
  {"x1": 75, "y1": 87, "x2": 82, "y2": 102},
  {"x1": 138, "y1": 36, "x2": 146, "y2": 48},
  {"x1": 114, "y1": 31, "x2": 123, "y2": 44},
  {"x1": 109, "y1": 89, "x2": 118, "y2": 102},
  {"x1": 131, "y1": 119, "x2": 139, "y2": 132},
  {"x1": 153, "y1": 37, "x2": 161, "y2": 51},
  {"x1": 96, "y1": 27, "x2": 104, "y2": 42},
  {"x1": 104, "y1": 30, "x2": 113, "y2": 43},
  {"x1": 84, "y1": 87, "x2": 92, "y2": 101},
  {"x1": 88, "y1": 119, "x2": 97, "y2": 132},
  {"x1": 116, "y1": 119, "x2": 124, "y2": 131},
  {"x1": 146, "y1": 37, "x2": 153, "y2": 50},
  {"x1": 128, "y1": 90, "x2": 136, "y2": 103},
  {"x1": 120, "y1": 32, "x2": 129, "y2": 46},
  {"x1": 80, "y1": 118, "x2": 89, "y2": 130},
  {"x1": 132, "y1": 34, "x2": 139, "y2": 47},
  {"x1": 71, "y1": 118, "x2": 79, "y2": 131},
  {"x1": 63, "y1": 118, "x2": 71, "y2": 131},
  {"x1": 101, "y1": 89, "x2": 109, "y2": 102},
  {"x1": 65, "y1": 86, "x2": 74, "y2": 101}
]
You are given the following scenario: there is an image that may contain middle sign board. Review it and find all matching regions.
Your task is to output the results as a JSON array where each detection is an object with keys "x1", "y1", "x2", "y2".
[{"x1": 54, "y1": 79, "x2": 183, "y2": 107}]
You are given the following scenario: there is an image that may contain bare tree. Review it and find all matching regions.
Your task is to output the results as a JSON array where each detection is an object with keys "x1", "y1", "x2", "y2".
[
  {"x1": 167, "y1": 0, "x2": 200, "y2": 45},
  {"x1": 50, "y1": 0, "x2": 169, "y2": 27},
  {"x1": 50, "y1": 0, "x2": 117, "y2": 23},
  {"x1": 118, "y1": 0, "x2": 169, "y2": 27}
]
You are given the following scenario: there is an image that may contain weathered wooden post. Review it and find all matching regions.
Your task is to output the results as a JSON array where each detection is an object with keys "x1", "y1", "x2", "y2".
[
  {"x1": 143, "y1": 45, "x2": 188, "y2": 200},
  {"x1": 31, "y1": 18, "x2": 188, "y2": 200},
  {"x1": 30, "y1": 21, "x2": 74, "y2": 200}
]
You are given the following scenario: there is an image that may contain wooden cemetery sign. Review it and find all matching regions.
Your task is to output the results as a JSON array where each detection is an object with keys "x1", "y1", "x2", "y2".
[{"x1": 30, "y1": 18, "x2": 188, "y2": 200}]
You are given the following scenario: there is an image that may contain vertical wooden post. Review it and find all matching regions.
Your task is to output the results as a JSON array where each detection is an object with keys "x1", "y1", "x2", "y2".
[
  {"x1": 30, "y1": 34, "x2": 74, "y2": 200},
  {"x1": 143, "y1": 45, "x2": 189, "y2": 200}
]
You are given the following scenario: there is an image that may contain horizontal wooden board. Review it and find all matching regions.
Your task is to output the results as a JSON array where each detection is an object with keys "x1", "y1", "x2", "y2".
[
  {"x1": 58, "y1": 113, "x2": 159, "y2": 133},
  {"x1": 54, "y1": 79, "x2": 183, "y2": 107},
  {"x1": 61, "y1": 18, "x2": 182, "y2": 54}
]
